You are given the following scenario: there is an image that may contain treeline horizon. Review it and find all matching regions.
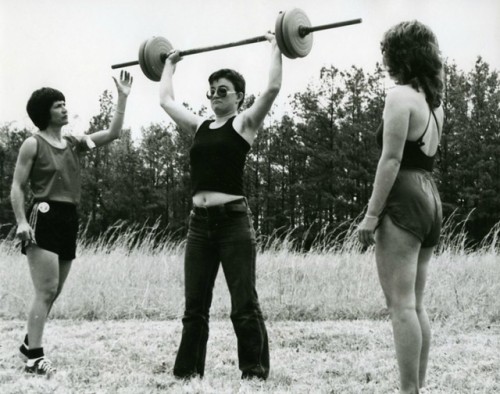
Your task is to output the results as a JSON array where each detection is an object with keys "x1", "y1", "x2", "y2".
[{"x1": 1, "y1": 57, "x2": 499, "y2": 249}]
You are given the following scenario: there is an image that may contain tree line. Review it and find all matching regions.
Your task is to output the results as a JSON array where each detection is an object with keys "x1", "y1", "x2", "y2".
[{"x1": 1, "y1": 57, "x2": 498, "y2": 248}]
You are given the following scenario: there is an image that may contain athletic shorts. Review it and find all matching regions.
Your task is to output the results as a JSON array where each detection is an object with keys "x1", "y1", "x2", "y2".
[
  {"x1": 21, "y1": 201, "x2": 79, "y2": 260},
  {"x1": 381, "y1": 169, "x2": 442, "y2": 248}
]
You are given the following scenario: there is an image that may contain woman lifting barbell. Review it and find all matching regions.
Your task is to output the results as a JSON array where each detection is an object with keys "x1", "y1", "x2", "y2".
[{"x1": 159, "y1": 33, "x2": 281, "y2": 380}]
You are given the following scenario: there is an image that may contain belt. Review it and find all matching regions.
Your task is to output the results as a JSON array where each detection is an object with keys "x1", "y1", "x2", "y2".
[{"x1": 193, "y1": 198, "x2": 247, "y2": 217}]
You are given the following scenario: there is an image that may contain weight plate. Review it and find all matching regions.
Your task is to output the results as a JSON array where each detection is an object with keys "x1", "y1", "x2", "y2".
[
  {"x1": 138, "y1": 39, "x2": 155, "y2": 81},
  {"x1": 274, "y1": 10, "x2": 295, "y2": 59},
  {"x1": 282, "y1": 8, "x2": 313, "y2": 58},
  {"x1": 143, "y1": 36, "x2": 174, "y2": 82}
]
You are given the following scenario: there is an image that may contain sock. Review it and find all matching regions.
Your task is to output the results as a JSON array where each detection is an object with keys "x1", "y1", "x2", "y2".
[
  {"x1": 26, "y1": 347, "x2": 44, "y2": 366},
  {"x1": 19, "y1": 334, "x2": 29, "y2": 357}
]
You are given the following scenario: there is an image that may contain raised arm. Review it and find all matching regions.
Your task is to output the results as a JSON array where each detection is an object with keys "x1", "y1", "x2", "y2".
[
  {"x1": 235, "y1": 33, "x2": 282, "y2": 139},
  {"x1": 10, "y1": 137, "x2": 37, "y2": 242},
  {"x1": 88, "y1": 70, "x2": 133, "y2": 147},
  {"x1": 159, "y1": 51, "x2": 203, "y2": 135}
]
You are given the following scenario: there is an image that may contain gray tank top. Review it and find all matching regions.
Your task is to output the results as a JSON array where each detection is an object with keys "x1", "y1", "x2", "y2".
[{"x1": 30, "y1": 134, "x2": 91, "y2": 205}]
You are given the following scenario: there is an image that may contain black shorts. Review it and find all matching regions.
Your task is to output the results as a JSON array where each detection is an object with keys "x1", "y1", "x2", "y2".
[
  {"x1": 21, "y1": 201, "x2": 79, "y2": 260},
  {"x1": 382, "y1": 169, "x2": 442, "y2": 248}
]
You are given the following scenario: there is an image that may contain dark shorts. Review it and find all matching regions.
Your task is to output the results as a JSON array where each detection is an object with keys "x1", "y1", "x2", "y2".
[
  {"x1": 21, "y1": 201, "x2": 79, "y2": 260},
  {"x1": 382, "y1": 169, "x2": 442, "y2": 248}
]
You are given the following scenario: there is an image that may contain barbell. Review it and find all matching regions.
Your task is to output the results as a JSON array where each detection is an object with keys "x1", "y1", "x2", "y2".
[{"x1": 111, "y1": 8, "x2": 362, "y2": 82}]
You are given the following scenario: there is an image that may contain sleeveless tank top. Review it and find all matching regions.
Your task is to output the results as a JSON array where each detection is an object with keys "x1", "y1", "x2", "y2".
[
  {"x1": 189, "y1": 116, "x2": 250, "y2": 196},
  {"x1": 376, "y1": 109, "x2": 440, "y2": 172},
  {"x1": 30, "y1": 134, "x2": 90, "y2": 205}
]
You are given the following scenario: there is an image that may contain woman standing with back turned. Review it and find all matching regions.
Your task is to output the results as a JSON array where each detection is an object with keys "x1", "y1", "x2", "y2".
[{"x1": 358, "y1": 21, "x2": 444, "y2": 394}]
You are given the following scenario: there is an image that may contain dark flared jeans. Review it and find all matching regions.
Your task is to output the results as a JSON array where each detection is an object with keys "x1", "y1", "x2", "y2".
[{"x1": 173, "y1": 200, "x2": 269, "y2": 379}]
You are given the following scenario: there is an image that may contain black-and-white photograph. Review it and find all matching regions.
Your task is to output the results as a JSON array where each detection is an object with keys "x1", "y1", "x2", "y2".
[{"x1": 1, "y1": 0, "x2": 499, "y2": 392}]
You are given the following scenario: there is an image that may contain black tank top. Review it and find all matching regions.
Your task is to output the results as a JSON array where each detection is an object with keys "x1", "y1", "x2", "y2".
[
  {"x1": 376, "y1": 109, "x2": 440, "y2": 172},
  {"x1": 189, "y1": 116, "x2": 250, "y2": 196}
]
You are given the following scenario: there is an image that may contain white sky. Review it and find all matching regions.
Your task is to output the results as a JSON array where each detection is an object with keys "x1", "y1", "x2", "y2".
[{"x1": 1, "y1": 0, "x2": 499, "y2": 138}]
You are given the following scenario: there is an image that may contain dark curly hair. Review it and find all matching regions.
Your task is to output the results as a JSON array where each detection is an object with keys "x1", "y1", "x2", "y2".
[
  {"x1": 381, "y1": 20, "x2": 443, "y2": 108},
  {"x1": 26, "y1": 87, "x2": 66, "y2": 130},
  {"x1": 208, "y1": 69, "x2": 245, "y2": 109}
]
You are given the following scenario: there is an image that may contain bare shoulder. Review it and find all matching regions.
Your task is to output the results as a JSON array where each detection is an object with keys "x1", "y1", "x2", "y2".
[
  {"x1": 233, "y1": 112, "x2": 245, "y2": 132},
  {"x1": 433, "y1": 103, "x2": 445, "y2": 125},
  {"x1": 434, "y1": 103, "x2": 445, "y2": 116},
  {"x1": 64, "y1": 132, "x2": 87, "y2": 143},
  {"x1": 232, "y1": 112, "x2": 256, "y2": 145},
  {"x1": 20, "y1": 136, "x2": 37, "y2": 155},
  {"x1": 233, "y1": 110, "x2": 255, "y2": 135},
  {"x1": 386, "y1": 85, "x2": 423, "y2": 114},
  {"x1": 386, "y1": 85, "x2": 418, "y2": 101},
  {"x1": 383, "y1": 86, "x2": 410, "y2": 113}
]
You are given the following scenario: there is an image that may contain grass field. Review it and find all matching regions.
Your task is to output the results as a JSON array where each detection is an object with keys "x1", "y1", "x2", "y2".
[
  {"x1": 1, "y1": 319, "x2": 499, "y2": 393},
  {"x1": 0, "y1": 222, "x2": 499, "y2": 393}
]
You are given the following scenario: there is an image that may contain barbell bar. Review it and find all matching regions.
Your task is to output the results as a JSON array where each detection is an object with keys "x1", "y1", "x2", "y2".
[{"x1": 111, "y1": 8, "x2": 362, "y2": 81}]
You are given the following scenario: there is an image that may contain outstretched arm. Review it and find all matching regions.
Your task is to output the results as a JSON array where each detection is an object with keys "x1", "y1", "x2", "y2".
[
  {"x1": 159, "y1": 51, "x2": 203, "y2": 134},
  {"x1": 235, "y1": 33, "x2": 282, "y2": 141},
  {"x1": 88, "y1": 70, "x2": 133, "y2": 147}
]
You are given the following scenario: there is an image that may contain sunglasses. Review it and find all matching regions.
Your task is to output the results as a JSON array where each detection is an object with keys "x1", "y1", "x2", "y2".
[{"x1": 206, "y1": 86, "x2": 237, "y2": 100}]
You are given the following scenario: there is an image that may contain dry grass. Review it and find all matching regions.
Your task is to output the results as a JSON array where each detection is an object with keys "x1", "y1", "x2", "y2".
[
  {"x1": 0, "y1": 219, "x2": 499, "y2": 392},
  {"x1": 0, "y1": 319, "x2": 499, "y2": 393},
  {"x1": 1, "y1": 233, "x2": 499, "y2": 326}
]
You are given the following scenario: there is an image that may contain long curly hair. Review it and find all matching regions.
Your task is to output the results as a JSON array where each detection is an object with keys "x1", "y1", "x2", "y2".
[{"x1": 381, "y1": 20, "x2": 443, "y2": 108}]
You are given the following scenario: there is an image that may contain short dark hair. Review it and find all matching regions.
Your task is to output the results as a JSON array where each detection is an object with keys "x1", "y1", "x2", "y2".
[
  {"x1": 26, "y1": 87, "x2": 66, "y2": 130},
  {"x1": 208, "y1": 69, "x2": 246, "y2": 109},
  {"x1": 381, "y1": 20, "x2": 443, "y2": 108}
]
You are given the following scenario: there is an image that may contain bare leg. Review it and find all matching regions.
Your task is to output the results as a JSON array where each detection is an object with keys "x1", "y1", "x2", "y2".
[
  {"x1": 47, "y1": 259, "x2": 73, "y2": 316},
  {"x1": 415, "y1": 247, "x2": 433, "y2": 389},
  {"x1": 375, "y1": 216, "x2": 422, "y2": 394},
  {"x1": 26, "y1": 246, "x2": 60, "y2": 349}
]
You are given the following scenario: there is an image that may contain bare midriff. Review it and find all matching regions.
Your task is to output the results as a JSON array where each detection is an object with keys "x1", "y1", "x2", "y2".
[{"x1": 192, "y1": 191, "x2": 244, "y2": 207}]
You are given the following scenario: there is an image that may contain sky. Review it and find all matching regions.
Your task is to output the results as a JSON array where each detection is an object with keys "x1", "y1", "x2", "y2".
[{"x1": 1, "y1": 0, "x2": 499, "y2": 139}]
